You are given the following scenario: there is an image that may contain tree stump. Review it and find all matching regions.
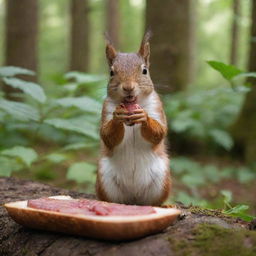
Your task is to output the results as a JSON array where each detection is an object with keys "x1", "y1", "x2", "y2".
[{"x1": 1, "y1": 177, "x2": 256, "y2": 256}]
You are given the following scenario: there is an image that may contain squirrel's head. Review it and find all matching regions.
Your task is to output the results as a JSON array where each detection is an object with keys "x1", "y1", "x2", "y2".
[{"x1": 105, "y1": 31, "x2": 154, "y2": 104}]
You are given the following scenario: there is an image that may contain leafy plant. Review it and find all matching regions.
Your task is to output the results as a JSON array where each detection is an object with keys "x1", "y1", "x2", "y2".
[
  {"x1": 221, "y1": 190, "x2": 255, "y2": 221},
  {"x1": 0, "y1": 66, "x2": 103, "y2": 186},
  {"x1": 1, "y1": 146, "x2": 38, "y2": 167},
  {"x1": 207, "y1": 61, "x2": 243, "y2": 81},
  {"x1": 3, "y1": 77, "x2": 47, "y2": 103},
  {"x1": 171, "y1": 157, "x2": 256, "y2": 215},
  {"x1": 172, "y1": 157, "x2": 256, "y2": 188},
  {"x1": 207, "y1": 60, "x2": 256, "y2": 90},
  {"x1": 164, "y1": 85, "x2": 244, "y2": 150},
  {"x1": 67, "y1": 162, "x2": 96, "y2": 184},
  {"x1": 165, "y1": 60, "x2": 256, "y2": 152}
]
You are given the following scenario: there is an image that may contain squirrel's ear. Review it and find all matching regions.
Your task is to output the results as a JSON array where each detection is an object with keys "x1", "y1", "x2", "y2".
[
  {"x1": 106, "y1": 43, "x2": 117, "y2": 66},
  {"x1": 138, "y1": 31, "x2": 152, "y2": 66},
  {"x1": 105, "y1": 33, "x2": 117, "y2": 66}
]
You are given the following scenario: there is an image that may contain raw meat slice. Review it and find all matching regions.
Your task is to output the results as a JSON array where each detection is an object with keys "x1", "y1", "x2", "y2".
[{"x1": 27, "y1": 198, "x2": 156, "y2": 216}]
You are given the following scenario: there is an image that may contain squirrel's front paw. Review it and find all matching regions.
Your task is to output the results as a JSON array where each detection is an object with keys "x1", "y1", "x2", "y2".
[
  {"x1": 128, "y1": 109, "x2": 148, "y2": 125},
  {"x1": 113, "y1": 106, "x2": 130, "y2": 124}
]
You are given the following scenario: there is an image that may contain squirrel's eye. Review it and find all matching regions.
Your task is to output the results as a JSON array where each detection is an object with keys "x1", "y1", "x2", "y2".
[
  {"x1": 110, "y1": 70, "x2": 114, "y2": 77},
  {"x1": 142, "y1": 68, "x2": 147, "y2": 75}
]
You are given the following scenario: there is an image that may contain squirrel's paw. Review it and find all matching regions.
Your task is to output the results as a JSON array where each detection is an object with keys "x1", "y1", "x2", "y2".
[
  {"x1": 128, "y1": 109, "x2": 148, "y2": 124},
  {"x1": 113, "y1": 107, "x2": 130, "y2": 124}
]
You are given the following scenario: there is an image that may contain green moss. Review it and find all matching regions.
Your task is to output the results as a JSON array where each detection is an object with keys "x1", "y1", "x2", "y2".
[
  {"x1": 168, "y1": 223, "x2": 256, "y2": 256},
  {"x1": 189, "y1": 206, "x2": 230, "y2": 218}
]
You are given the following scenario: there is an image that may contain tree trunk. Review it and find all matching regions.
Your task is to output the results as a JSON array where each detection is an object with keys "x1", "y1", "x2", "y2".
[
  {"x1": 232, "y1": 0, "x2": 256, "y2": 163},
  {"x1": 230, "y1": 0, "x2": 241, "y2": 66},
  {"x1": 145, "y1": 0, "x2": 196, "y2": 93},
  {"x1": 1, "y1": 177, "x2": 255, "y2": 256},
  {"x1": 70, "y1": 0, "x2": 90, "y2": 72},
  {"x1": 5, "y1": 0, "x2": 38, "y2": 76},
  {"x1": 3, "y1": 0, "x2": 38, "y2": 99},
  {"x1": 106, "y1": 0, "x2": 120, "y2": 49}
]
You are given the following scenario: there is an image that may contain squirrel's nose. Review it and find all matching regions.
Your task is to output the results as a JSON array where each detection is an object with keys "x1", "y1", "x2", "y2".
[
  {"x1": 122, "y1": 83, "x2": 136, "y2": 92},
  {"x1": 123, "y1": 86, "x2": 134, "y2": 92}
]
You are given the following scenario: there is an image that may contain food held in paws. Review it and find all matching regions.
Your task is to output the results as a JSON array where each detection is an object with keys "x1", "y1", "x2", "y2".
[
  {"x1": 120, "y1": 103, "x2": 141, "y2": 126},
  {"x1": 120, "y1": 103, "x2": 141, "y2": 113}
]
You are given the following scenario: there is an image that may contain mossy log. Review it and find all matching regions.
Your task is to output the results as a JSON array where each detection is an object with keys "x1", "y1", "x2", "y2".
[{"x1": 1, "y1": 177, "x2": 256, "y2": 256}]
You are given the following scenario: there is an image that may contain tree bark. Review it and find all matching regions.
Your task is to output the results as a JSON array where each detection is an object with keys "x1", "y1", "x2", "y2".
[
  {"x1": 106, "y1": 0, "x2": 120, "y2": 49},
  {"x1": 3, "y1": 0, "x2": 38, "y2": 99},
  {"x1": 70, "y1": 0, "x2": 90, "y2": 72},
  {"x1": 5, "y1": 0, "x2": 38, "y2": 75},
  {"x1": 145, "y1": 0, "x2": 196, "y2": 93},
  {"x1": 232, "y1": 0, "x2": 256, "y2": 163},
  {"x1": 1, "y1": 177, "x2": 255, "y2": 256},
  {"x1": 230, "y1": 0, "x2": 241, "y2": 66}
]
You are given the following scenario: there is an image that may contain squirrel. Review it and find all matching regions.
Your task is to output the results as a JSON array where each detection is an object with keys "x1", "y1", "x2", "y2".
[{"x1": 96, "y1": 32, "x2": 171, "y2": 206}]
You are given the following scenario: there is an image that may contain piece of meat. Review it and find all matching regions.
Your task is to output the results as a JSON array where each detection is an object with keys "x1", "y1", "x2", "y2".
[
  {"x1": 27, "y1": 198, "x2": 156, "y2": 216},
  {"x1": 120, "y1": 103, "x2": 141, "y2": 126},
  {"x1": 28, "y1": 198, "x2": 95, "y2": 215},
  {"x1": 92, "y1": 204, "x2": 156, "y2": 216},
  {"x1": 120, "y1": 103, "x2": 141, "y2": 114}
]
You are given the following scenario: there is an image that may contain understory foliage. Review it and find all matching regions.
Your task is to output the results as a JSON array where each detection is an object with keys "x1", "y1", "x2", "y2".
[
  {"x1": 0, "y1": 62, "x2": 255, "y2": 220},
  {"x1": 0, "y1": 66, "x2": 105, "y2": 190},
  {"x1": 171, "y1": 157, "x2": 255, "y2": 221},
  {"x1": 164, "y1": 61, "x2": 256, "y2": 151}
]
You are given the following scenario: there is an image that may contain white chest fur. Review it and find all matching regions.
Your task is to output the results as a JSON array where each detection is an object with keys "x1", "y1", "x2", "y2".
[{"x1": 99, "y1": 92, "x2": 168, "y2": 205}]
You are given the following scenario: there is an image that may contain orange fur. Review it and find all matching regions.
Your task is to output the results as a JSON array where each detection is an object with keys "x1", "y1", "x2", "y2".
[
  {"x1": 141, "y1": 116, "x2": 167, "y2": 146},
  {"x1": 100, "y1": 100, "x2": 125, "y2": 153},
  {"x1": 100, "y1": 119, "x2": 124, "y2": 151}
]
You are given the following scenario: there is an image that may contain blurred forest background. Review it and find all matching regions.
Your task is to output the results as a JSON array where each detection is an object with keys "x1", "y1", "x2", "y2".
[{"x1": 0, "y1": 0, "x2": 256, "y2": 219}]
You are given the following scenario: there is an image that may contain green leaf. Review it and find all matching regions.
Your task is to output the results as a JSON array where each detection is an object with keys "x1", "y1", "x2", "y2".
[
  {"x1": 204, "y1": 165, "x2": 220, "y2": 183},
  {"x1": 44, "y1": 118, "x2": 99, "y2": 139},
  {"x1": 219, "y1": 167, "x2": 234, "y2": 179},
  {"x1": 207, "y1": 61, "x2": 243, "y2": 81},
  {"x1": 234, "y1": 72, "x2": 256, "y2": 80},
  {"x1": 224, "y1": 204, "x2": 254, "y2": 221},
  {"x1": 236, "y1": 167, "x2": 256, "y2": 183},
  {"x1": 62, "y1": 83, "x2": 79, "y2": 92},
  {"x1": 209, "y1": 129, "x2": 234, "y2": 150},
  {"x1": 170, "y1": 157, "x2": 200, "y2": 174},
  {"x1": 3, "y1": 77, "x2": 46, "y2": 103},
  {"x1": 0, "y1": 156, "x2": 23, "y2": 177},
  {"x1": 64, "y1": 72, "x2": 106, "y2": 83},
  {"x1": 181, "y1": 174, "x2": 205, "y2": 187},
  {"x1": 55, "y1": 97, "x2": 101, "y2": 114},
  {"x1": 171, "y1": 110, "x2": 202, "y2": 133},
  {"x1": 227, "y1": 212, "x2": 254, "y2": 222},
  {"x1": 67, "y1": 162, "x2": 96, "y2": 183},
  {"x1": 45, "y1": 153, "x2": 67, "y2": 163},
  {"x1": 0, "y1": 66, "x2": 35, "y2": 77},
  {"x1": 0, "y1": 99, "x2": 40, "y2": 121},
  {"x1": 175, "y1": 191, "x2": 208, "y2": 207},
  {"x1": 1, "y1": 146, "x2": 38, "y2": 167},
  {"x1": 221, "y1": 190, "x2": 232, "y2": 205},
  {"x1": 234, "y1": 85, "x2": 251, "y2": 93},
  {"x1": 225, "y1": 204, "x2": 249, "y2": 214}
]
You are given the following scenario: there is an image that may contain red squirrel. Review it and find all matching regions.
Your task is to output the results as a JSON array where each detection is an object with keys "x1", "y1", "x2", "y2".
[{"x1": 96, "y1": 32, "x2": 171, "y2": 206}]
